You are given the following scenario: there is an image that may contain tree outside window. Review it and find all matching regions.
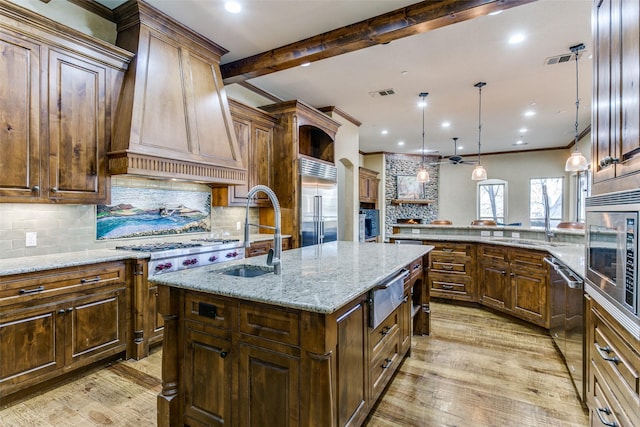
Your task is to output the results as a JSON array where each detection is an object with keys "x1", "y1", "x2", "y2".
[
  {"x1": 530, "y1": 177, "x2": 563, "y2": 228},
  {"x1": 477, "y1": 179, "x2": 507, "y2": 224}
]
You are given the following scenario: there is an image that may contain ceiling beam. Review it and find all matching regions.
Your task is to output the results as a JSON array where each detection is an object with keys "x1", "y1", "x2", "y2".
[{"x1": 221, "y1": 0, "x2": 536, "y2": 84}]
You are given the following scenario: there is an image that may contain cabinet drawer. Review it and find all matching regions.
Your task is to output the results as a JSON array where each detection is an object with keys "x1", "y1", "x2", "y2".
[
  {"x1": 370, "y1": 324, "x2": 400, "y2": 399},
  {"x1": 408, "y1": 258, "x2": 423, "y2": 279},
  {"x1": 431, "y1": 258, "x2": 469, "y2": 274},
  {"x1": 589, "y1": 358, "x2": 634, "y2": 427},
  {"x1": 478, "y1": 244, "x2": 509, "y2": 262},
  {"x1": 511, "y1": 249, "x2": 546, "y2": 269},
  {"x1": 370, "y1": 308, "x2": 400, "y2": 358},
  {"x1": 247, "y1": 241, "x2": 272, "y2": 258},
  {"x1": 591, "y1": 307, "x2": 640, "y2": 410},
  {"x1": 184, "y1": 293, "x2": 234, "y2": 330},
  {"x1": 0, "y1": 262, "x2": 126, "y2": 303},
  {"x1": 239, "y1": 302, "x2": 300, "y2": 346},
  {"x1": 429, "y1": 242, "x2": 473, "y2": 257},
  {"x1": 430, "y1": 273, "x2": 474, "y2": 294}
]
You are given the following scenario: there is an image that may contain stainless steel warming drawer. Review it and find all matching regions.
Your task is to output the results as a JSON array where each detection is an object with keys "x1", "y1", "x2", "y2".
[{"x1": 369, "y1": 268, "x2": 410, "y2": 329}]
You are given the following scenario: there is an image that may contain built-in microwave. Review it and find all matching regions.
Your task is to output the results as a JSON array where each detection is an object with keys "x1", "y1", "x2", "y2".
[{"x1": 586, "y1": 190, "x2": 640, "y2": 337}]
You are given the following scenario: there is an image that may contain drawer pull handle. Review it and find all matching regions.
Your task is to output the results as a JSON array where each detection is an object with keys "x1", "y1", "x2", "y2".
[
  {"x1": 596, "y1": 407, "x2": 618, "y2": 427},
  {"x1": 403, "y1": 295, "x2": 409, "y2": 303},
  {"x1": 80, "y1": 276, "x2": 101, "y2": 284},
  {"x1": 19, "y1": 285, "x2": 44, "y2": 294},
  {"x1": 442, "y1": 285, "x2": 454, "y2": 290},
  {"x1": 596, "y1": 345, "x2": 620, "y2": 364},
  {"x1": 220, "y1": 351, "x2": 228, "y2": 359},
  {"x1": 442, "y1": 248, "x2": 454, "y2": 253},
  {"x1": 381, "y1": 326, "x2": 391, "y2": 336},
  {"x1": 381, "y1": 358, "x2": 393, "y2": 369},
  {"x1": 442, "y1": 264, "x2": 454, "y2": 270}
]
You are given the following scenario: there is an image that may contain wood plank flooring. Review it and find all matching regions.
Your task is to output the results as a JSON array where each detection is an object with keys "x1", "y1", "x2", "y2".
[{"x1": 1, "y1": 301, "x2": 588, "y2": 426}]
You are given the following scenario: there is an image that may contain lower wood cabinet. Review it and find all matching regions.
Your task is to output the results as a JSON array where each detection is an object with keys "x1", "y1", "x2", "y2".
[
  {"x1": 585, "y1": 295, "x2": 640, "y2": 427},
  {"x1": 426, "y1": 241, "x2": 477, "y2": 302},
  {"x1": 0, "y1": 261, "x2": 129, "y2": 403},
  {"x1": 157, "y1": 256, "x2": 424, "y2": 427},
  {"x1": 246, "y1": 237, "x2": 292, "y2": 258}
]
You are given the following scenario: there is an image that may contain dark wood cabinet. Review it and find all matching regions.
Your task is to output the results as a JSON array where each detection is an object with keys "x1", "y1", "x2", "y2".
[
  {"x1": 259, "y1": 100, "x2": 341, "y2": 248},
  {"x1": 336, "y1": 299, "x2": 368, "y2": 427},
  {"x1": 0, "y1": 261, "x2": 129, "y2": 403},
  {"x1": 592, "y1": 0, "x2": 640, "y2": 194},
  {"x1": 426, "y1": 242, "x2": 478, "y2": 303},
  {"x1": 478, "y1": 245, "x2": 550, "y2": 328},
  {"x1": 359, "y1": 167, "x2": 379, "y2": 205},
  {"x1": 585, "y1": 295, "x2": 640, "y2": 427},
  {"x1": 109, "y1": 1, "x2": 244, "y2": 184},
  {"x1": 0, "y1": 2, "x2": 132, "y2": 204},
  {"x1": 212, "y1": 99, "x2": 277, "y2": 207},
  {"x1": 157, "y1": 254, "x2": 425, "y2": 427}
]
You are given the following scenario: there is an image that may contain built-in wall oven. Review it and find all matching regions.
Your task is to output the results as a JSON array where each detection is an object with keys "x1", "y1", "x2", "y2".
[{"x1": 585, "y1": 190, "x2": 640, "y2": 338}]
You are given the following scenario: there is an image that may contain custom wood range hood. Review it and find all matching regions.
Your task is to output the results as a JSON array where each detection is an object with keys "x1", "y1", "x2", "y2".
[{"x1": 108, "y1": 0, "x2": 245, "y2": 184}]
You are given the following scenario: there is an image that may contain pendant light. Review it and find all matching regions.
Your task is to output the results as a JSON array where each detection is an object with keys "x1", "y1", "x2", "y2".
[
  {"x1": 565, "y1": 43, "x2": 588, "y2": 172},
  {"x1": 471, "y1": 82, "x2": 488, "y2": 181},
  {"x1": 416, "y1": 92, "x2": 430, "y2": 183}
]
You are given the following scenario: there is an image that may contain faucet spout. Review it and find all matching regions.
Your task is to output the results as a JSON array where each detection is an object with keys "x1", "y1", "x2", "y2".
[{"x1": 244, "y1": 185, "x2": 282, "y2": 275}]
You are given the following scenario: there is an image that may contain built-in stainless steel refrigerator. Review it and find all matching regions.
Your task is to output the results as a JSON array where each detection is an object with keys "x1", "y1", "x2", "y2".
[{"x1": 299, "y1": 157, "x2": 338, "y2": 247}]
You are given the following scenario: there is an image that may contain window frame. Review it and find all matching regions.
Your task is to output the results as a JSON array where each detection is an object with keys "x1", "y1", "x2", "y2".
[
  {"x1": 529, "y1": 177, "x2": 564, "y2": 228},
  {"x1": 476, "y1": 179, "x2": 508, "y2": 224}
]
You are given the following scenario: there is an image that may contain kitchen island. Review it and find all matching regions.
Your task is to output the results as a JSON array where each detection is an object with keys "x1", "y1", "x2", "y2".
[{"x1": 149, "y1": 241, "x2": 431, "y2": 427}]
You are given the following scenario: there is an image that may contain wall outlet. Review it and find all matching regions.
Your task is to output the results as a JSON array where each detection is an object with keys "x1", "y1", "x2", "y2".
[
  {"x1": 411, "y1": 229, "x2": 420, "y2": 234},
  {"x1": 236, "y1": 221, "x2": 242, "y2": 231},
  {"x1": 512, "y1": 232, "x2": 520, "y2": 238},
  {"x1": 26, "y1": 232, "x2": 37, "y2": 247},
  {"x1": 480, "y1": 230, "x2": 491, "y2": 237},
  {"x1": 493, "y1": 230, "x2": 504, "y2": 237}
]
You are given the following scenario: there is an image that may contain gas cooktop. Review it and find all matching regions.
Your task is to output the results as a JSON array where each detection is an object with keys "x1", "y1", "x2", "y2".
[{"x1": 191, "y1": 238, "x2": 241, "y2": 244}]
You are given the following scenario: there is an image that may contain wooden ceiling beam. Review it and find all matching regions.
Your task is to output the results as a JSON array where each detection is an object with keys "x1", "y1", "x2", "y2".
[{"x1": 221, "y1": 0, "x2": 536, "y2": 84}]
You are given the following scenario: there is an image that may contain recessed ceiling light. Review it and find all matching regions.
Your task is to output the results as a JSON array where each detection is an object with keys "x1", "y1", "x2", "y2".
[
  {"x1": 488, "y1": 10, "x2": 503, "y2": 16},
  {"x1": 441, "y1": 121, "x2": 451, "y2": 128},
  {"x1": 519, "y1": 128, "x2": 528, "y2": 133},
  {"x1": 398, "y1": 141, "x2": 405, "y2": 146},
  {"x1": 300, "y1": 62, "x2": 311, "y2": 67},
  {"x1": 524, "y1": 110, "x2": 536, "y2": 117},
  {"x1": 381, "y1": 129, "x2": 388, "y2": 135},
  {"x1": 225, "y1": 1, "x2": 242, "y2": 13},
  {"x1": 509, "y1": 33, "x2": 525, "y2": 44}
]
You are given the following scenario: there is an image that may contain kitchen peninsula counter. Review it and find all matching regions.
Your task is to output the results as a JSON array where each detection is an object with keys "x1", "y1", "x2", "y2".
[{"x1": 152, "y1": 241, "x2": 432, "y2": 427}]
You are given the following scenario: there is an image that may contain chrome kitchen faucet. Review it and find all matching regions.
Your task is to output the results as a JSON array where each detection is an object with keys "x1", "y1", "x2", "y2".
[{"x1": 244, "y1": 185, "x2": 282, "y2": 275}]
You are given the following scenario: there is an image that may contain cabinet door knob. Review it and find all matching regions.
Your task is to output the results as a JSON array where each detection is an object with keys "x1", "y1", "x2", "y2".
[
  {"x1": 32, "y1": 185, "x2": 40, "y2": 192},
  {"x1": 58, "y1": 309, "x2": 66, "y2": 315},
  {"x1": 51, "y1": 187, "x2": 58, "y2": 193},
  {"x1": 220, "y1": 351, "x2": 228, "y2": 358}
]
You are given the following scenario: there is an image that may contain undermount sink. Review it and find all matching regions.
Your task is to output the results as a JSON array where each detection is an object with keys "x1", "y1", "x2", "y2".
[{"x1": 217, "y1": 264, "x2": 273, "y2": 278}]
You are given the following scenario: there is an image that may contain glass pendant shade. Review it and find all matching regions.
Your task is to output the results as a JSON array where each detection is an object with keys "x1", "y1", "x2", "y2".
[
  {"x1": 471, "y1": 165, "x2": 487, "y2": 181},
  {"x1": 565, "y1": 151, "x2": 588, "y2": 172},
  {"x1": 416, "y1": 167, "x2": 430, "y2": 183}
]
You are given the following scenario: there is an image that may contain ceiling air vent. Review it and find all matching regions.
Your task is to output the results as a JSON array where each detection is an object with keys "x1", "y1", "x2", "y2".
[
  {"x1": 368, "y1": 88, "x2": 395, "y2": 98},
  {"x1": 545, "y1": 51, "x2": 583, "y2": 66}
]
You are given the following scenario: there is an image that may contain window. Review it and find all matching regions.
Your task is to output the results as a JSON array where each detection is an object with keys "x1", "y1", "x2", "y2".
[
  {"x1": 477, "y1": 179, "x2": 507, "y2": 224},
  {"x1": 530, "y1": 177, "x2": 563, "y2": 228}
]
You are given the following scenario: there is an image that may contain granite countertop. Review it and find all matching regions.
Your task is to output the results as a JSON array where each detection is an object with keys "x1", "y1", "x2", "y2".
[
  {"x1": 0, "y1": 249, "x2": 149, "y2": 277},
  {"x1": 388, "y1": 233, "x2": 585, "y2": 278},
  {"x1": 150, "y1": 241, "x2": 432, "y2": 314}
]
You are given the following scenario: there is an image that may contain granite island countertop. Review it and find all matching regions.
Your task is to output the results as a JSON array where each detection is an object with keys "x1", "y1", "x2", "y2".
[{"x1": 149, "y1": 241, "x2": 432, "y2": 314}]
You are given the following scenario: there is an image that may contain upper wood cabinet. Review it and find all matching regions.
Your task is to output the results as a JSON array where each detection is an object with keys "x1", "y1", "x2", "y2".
[
  {"x1": 0, "y1": 2, "x2": 133, "y2": 204},
  {"x1": 109, "y1": 0, "x2": 245, "y2": 185},
  {"x1": 359, "y1": 167, "x2": 379, "y2": 205},
  {"x1": 592, "y1": 0, "x2": 640, "y2": 194},
  {"x1": 212, "y1": 99, "x2": 276, "y2": 207}
]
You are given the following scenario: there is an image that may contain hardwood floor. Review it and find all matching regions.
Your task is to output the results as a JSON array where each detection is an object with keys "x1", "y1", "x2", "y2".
[{"x1": 0, "y1": 301, "x2": 588, "y2": 426}]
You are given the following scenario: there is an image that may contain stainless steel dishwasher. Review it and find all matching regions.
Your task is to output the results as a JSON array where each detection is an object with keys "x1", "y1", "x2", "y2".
[{"x1": 545, "y1": 256, "x2": 585, "y2": 403}]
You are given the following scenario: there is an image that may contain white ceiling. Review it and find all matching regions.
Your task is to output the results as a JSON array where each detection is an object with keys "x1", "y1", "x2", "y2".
[{"x1": 98, "y1": 0, "x2": 592, "y2": 158}]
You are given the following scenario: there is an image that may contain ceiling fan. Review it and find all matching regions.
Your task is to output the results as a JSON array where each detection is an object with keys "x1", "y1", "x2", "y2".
[{"x1": 430, "y1": 138, "x2": 478, "y2": 166}]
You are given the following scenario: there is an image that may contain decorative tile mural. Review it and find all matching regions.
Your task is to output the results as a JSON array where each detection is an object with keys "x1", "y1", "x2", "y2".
[{"x1": 97, "y1": 185, "x2": 211, "y2": 240}]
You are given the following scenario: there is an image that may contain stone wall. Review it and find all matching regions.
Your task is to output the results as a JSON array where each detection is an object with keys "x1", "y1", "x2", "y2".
[{"x1": 384, "y1": 153, "x2": 440, "y2": 235}]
